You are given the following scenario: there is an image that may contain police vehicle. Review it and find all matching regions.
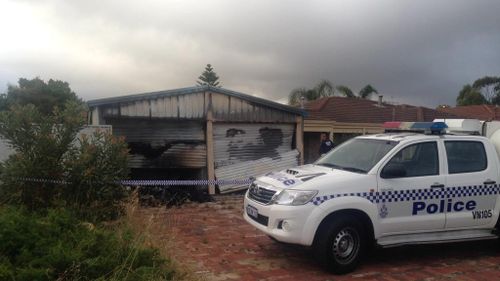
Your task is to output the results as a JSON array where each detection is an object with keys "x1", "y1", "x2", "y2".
[{"x1": 243, "y1": 119, "x2": 500, "y2": 274}]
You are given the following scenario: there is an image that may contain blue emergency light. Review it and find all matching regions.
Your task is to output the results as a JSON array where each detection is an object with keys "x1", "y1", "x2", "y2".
[{"x1": 383, "y1": 121, "x2": 448, "y2": 134}]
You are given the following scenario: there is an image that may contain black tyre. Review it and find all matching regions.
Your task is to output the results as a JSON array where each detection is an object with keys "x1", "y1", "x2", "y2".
[{"x1": 313, "y1": 215, "x2": 366, "y2": 274}]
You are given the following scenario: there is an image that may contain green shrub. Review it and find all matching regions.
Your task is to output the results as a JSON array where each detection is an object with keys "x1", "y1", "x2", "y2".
[
  {"x1": 64, "y1": 131, "x2": 129, "y2": 221},
  {"x1": 0, "y1": 207, "x2": 176, "y2": 281},
  {"x1": 0, "y1": 102, "x2": 130, "y2": 221},
  {"x1": 0, "y1": 102, "x2": 84, "y2": 209}
]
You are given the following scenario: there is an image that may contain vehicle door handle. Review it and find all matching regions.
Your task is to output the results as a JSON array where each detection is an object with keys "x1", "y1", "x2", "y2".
[
  {"x1": 430, "y1": 184, "x2": 445, "y2": 189},
  {"x1": 483, "y1": 180, "x2": 496, "y2": 185}
]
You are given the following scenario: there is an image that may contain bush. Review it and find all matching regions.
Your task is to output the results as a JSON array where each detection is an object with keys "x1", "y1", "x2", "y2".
[
  {"x1": 0, "y1": 102, "x2": 85, "y2": 209},
  {"x1": 0, "y1": 102, "x2": 130, "y2": 220},
  {"x1": 0, "y1": 207, "x2": 176, "y2": 281},
  {"x1": 65, "y1": 131, "x2": 129, "y2": 221}
]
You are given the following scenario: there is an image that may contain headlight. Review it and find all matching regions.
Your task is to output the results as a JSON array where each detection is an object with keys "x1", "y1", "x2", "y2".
[{"x1": 274, "y1": 189, "x2": 318, "y2": 206}]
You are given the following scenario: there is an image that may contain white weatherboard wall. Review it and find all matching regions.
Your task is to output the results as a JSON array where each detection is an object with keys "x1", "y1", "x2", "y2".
[{"x1": 0, "y1": 138, "x2": 12, "y2": 162}]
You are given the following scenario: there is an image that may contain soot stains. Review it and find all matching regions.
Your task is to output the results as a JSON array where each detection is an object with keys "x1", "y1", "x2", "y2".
[
  {"x1": 226, "y1": 127, "x2": 284, "y2": 161},
  {"x1": 226, "y1": 128, "x2": 246, "y2": 137},
  {"x1": 128, "y1": 142, "x2": 171, "y2": 159}
]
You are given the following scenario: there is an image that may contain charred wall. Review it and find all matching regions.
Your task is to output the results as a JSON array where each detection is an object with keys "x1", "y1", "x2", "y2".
[
  {"x1": 106, "y1": 118, "x2": 206, "y2": 169},
  {"x1": 213, "y1": 123, "x2": 298, "y2": 192},
  {"x1": 213, "y1": 123, "x2": 295, "y2": 168}
]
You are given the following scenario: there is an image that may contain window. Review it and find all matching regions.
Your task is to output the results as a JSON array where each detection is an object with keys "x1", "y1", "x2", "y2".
[
  {"x1": 445, "y1": 141, "x2": 487, "y2": 174},
  {"x1": 315, "y1": 139, "x2": 398, "y2": 173},
  {"x1": 382, "y1": 142, "x2": 439, "y2": 178}
]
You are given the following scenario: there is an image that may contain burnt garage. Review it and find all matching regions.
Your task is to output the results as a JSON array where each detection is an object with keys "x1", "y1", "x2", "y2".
[{"x1": 88, "y1": 86, "x2": 304, "y2": 194}]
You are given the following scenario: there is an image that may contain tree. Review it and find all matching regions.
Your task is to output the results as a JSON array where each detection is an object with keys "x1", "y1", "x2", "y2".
[
  {"x1": 492, "y1": 91, "x2": 500, "y2": 105},
  {"x1": 335, "y1": 85, "x2": 355, "y2": 98},
  {"x1": 288, "y1": 81, "x2": 380, "y2": 105},
  {"x1": 288, "y1": 80, "x2": 334, "y2": 105},
  {"x1": 0, "y1": 77, "x2": 82, "y2": 115},
  {"x1": 472, "y1": 76, "x2": 500, "y2": 104},
  {"x1": 455, "y1": 76, "x2": 500, "y2": 106},
  {"x1": 0, "y1": 101, "x2": 87, "y2": 209},
  {"x1": 336, "y1": 84, "x2": 378, "y2": 99},
  {"x1": 456, "y1": 84, "x2": 487, "y2": 106},
  {"x1": 197, "y1": 64, "x2": 221, "y2": 87},
  {"x1": 358, "y1": 84, "x2": 378, "y2": 99}
]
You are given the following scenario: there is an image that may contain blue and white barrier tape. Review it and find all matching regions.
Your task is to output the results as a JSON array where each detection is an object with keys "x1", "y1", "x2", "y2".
[
  {"x1": 120, "y1": 179, "x2": 252, "y2": 186},
  {"x1": 17, "y1": 177, "x2": 253, "y2": 186},
  {"x1": 19, "y1": 178, "x2": 70, "y2": 185}
]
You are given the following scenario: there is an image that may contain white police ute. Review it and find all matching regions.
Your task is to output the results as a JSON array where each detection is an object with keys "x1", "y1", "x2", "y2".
[{"x1": 243, "y1": 119, "x2": 500, "y2": 274}]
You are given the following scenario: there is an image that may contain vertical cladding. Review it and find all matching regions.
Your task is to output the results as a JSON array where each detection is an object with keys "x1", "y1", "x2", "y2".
[
  {"x1": 210, "y1": 92, "x2": 296, "y2": 122},
  {"x1": 133, "y1": 100, "x2": 146, "y2": 117},
  {"x1": 168, "y1": 96, "x2": 178, "y2": 118},
  {"x1": 100, "y1": 91, "x2": 297, "y2": 122},
  {"x1": 213, "y1": 123, "x2": 295, "y2": 168},
  {"x1": 178, "y1": 94, "x2": 187, "y2": 118},
  {"x1": 104, "y1": 93, "x2": 206, "y2": 119},
  {"x1": 212, "y1": 92, "x2": 229, "y2": 117},
  {"x1": 150, "y1": 98, "x2": 162, "y2": 118},
  {"x1": 120, "y1": 103, "x2": 128, "y2": 116}
]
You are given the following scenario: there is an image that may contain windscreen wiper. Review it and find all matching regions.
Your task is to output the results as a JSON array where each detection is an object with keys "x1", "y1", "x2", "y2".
[
  {"x1": 316, "y1": 163, "x2": 343, "y2": 169},
  {"x1": 341, "y1": 166, "x2": 367, "y2": 174}
]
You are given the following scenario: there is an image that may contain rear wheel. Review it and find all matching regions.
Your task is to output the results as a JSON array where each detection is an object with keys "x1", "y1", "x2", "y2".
[{"x1": 313, "y1": 215, "x2": 366, "y2": 274}]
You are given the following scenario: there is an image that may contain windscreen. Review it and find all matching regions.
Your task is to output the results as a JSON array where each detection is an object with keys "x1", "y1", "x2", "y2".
[{"x1": 315, "y1": 138, "x2": 398, "y2": 173}]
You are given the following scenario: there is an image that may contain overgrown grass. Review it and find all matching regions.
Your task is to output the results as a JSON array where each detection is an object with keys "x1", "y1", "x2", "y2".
[
  {"x1": 0, "y1": 100, "x2": 194, "y2": 280},
  {"x1": 120, "y1": 192, "x2": 200, "y2": 281},
  {"x1": 0, "y1": 205, "x2": 182, "y2": 281}
]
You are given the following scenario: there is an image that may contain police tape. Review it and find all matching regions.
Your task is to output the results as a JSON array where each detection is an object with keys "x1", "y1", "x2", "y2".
[
  {"x1": 17, "y1": 177, "x2": 253, "y2": 186},
  {"x1": 19, "y1": 178, "x2": 70, "y2": 185},
  {"x1": 120, "y1": 179, "x2": 253, "y2": 186}
]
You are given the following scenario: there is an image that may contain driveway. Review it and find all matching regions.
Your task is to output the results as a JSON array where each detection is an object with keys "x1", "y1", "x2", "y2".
[{"x1": 140, "y1": 195, "x2": 500, "y2": 281}]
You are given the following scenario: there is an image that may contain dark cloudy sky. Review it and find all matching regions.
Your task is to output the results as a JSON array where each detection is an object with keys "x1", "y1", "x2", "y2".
[{"x1": 1, "y1": 0, "x2": 500, "y2": 107}]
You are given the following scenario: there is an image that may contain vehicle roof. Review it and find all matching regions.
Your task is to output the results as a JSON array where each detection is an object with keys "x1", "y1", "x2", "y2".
[{"x1": 358, "y1": 133, "x2": 488, "y2": 142}]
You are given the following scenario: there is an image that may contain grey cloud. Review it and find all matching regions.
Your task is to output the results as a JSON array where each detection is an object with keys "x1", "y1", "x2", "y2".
[{"x1": 1, "y1": 0, "x2": 500, "y2": 107}]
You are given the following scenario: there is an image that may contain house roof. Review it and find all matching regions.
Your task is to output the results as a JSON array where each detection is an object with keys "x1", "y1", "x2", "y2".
[
  {"x1": 304, "y1": 96, "x2": 459, "y2": 123},
  {"x1": 87, "y1": 85, "x2": 305, "y2": 116},
  {"x1": 437, "y1": 104, "x2": 500, "y2": 121}
]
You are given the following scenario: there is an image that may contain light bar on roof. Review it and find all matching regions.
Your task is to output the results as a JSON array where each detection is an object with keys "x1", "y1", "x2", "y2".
[
  {"x1": 433, "y1": 119, "x2": 482, "y2": 134},
  {"x1": 383, "y1": 121, "x2": 448, "y2": 134}
]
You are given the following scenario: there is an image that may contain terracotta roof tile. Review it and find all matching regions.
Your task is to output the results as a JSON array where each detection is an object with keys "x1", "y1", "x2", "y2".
[
  {"x1": 437, "y1": 105, "x2": 500, "y2": 121},
  {"x1": 304, "y1": 97, "x2": 460, "y2": 123}
]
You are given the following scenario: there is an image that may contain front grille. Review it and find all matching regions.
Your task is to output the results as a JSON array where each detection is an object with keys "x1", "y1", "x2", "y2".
[{"x1": 248, "y1": 184, "x2": 277, "y2": 204}]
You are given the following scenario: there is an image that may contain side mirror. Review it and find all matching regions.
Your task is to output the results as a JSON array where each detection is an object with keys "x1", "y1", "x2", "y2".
[{"x1": 381, "y1": 163, "x2": 406, "y2": 179}]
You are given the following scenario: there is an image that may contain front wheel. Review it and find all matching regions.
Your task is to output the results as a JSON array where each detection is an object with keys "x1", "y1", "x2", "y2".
[{"x1": 313, "y1": 215, "x2": 366, "y2": 274}]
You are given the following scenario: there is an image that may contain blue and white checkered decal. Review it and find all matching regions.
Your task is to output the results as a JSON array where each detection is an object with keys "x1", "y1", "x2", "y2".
[{"x1": 311, "y1": 184, "x2": 500, "y2": 206}]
